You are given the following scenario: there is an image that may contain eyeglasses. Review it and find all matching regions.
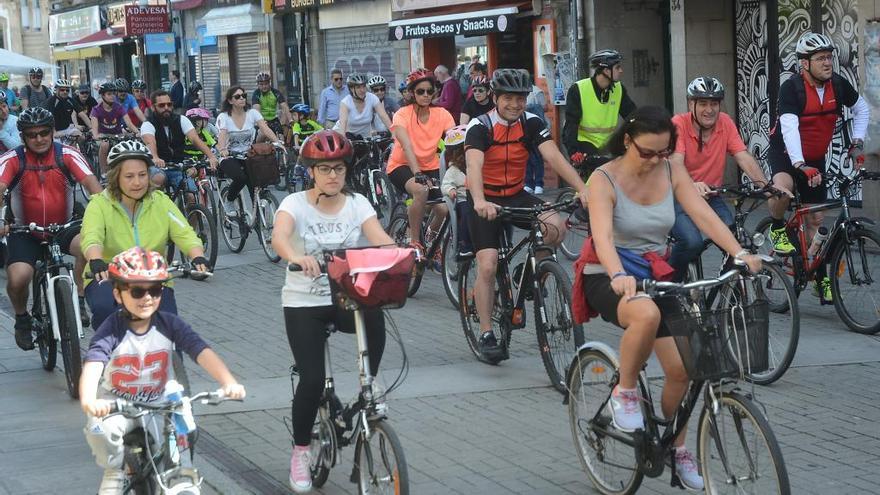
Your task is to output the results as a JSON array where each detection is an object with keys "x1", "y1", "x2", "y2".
[
  {"x1": 314, "y1": 164, "x2": 347, "y2": 176},
  {"x1": 155, "y1": 102, "x2": 173, "y2": 108},
  {"x1": 630, "y1": 139, "x2": 672, "y2": 160},
  {"x1": 23, "y1": 128, "x2": 52, "y2": 139},
  {"x1": 232, "y1": 93, "x2": 246, "y2": 100},
  {"x1": 415, "y1": 87, "x2": 435, "y2": 96},
  {"x1": 126, "y1": 285, "x2": 164, "y2": 299},
  {"x1": 810, "y1": 54, "x2": 834, "y2": 63}
]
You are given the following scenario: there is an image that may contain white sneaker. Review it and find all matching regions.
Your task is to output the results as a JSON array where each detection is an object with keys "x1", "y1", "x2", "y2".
[
  {"x1": 608, "y1": 386, "x2": 644, "y2": 432},
  {"x1": 524, "y1": 186, "x2": 534, "y2": 194},
  {"x1": 289, "y1": 445, "x2": 312, "y2": 493},
  {"x1": 98, "y1": 468, "x2": 125, "y2": 495},
  {"x1": 534, "y1": 186, "x2": 544, "y2": 194},
  {"x1": 674, "y1": 447, "x2": 704, "y2": 490}
]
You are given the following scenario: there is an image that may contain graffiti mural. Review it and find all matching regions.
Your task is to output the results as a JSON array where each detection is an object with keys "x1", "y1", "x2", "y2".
[
  {"x1": 735, "y1": 1, "x2": 771, "y2": 169},
  {"x1": 325, "y1": 27, "x2": 398, "y2": 97},
  {"x1": 863, "y1": 22, "x2": 880, "y2": 155}
]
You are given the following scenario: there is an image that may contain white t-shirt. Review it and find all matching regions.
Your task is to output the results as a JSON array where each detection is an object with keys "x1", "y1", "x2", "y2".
[
  {"x1": 277, "y1": 191, "x2": 377, "y2": 307},
  {"x1": 140, "y1": 115, "x2": 195, "y2": 139},
  {"x1": 217, "y1": 109, "x2": 264, "y2": 155},
  {"x1": 335, "y1": 93, "x2": 381, "y2": 137}
]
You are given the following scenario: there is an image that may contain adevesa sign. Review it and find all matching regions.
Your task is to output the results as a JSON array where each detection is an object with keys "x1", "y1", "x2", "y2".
[{"x1": 389, "y1": 12, "x2": 510, "y2": 40}]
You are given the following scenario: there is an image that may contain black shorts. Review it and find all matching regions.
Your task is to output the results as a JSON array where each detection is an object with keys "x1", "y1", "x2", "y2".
[
  {"x1": 387, "y1": 167, "x2": 443, "y2": 201},
  {"x1": 466, "y1": 189, "x2": 543, "y2": 252},
  {"x1": 582, "y1": 273, "x2": 683, "y2": 338},
  {"x1": 767, "y1": 147, "x2": 827, "y2": 204},
  {"x1": 6, "y1": 227, "x2": 79, "y2": 267}
]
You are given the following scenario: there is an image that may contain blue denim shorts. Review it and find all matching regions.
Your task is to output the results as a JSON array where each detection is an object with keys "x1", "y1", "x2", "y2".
[{"x1": 164, "y1": 169, "x2": 198, "y2": 193}]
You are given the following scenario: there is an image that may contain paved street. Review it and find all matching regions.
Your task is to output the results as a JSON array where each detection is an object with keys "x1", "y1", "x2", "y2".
[{"x1": 2, "y1": 210, "x2": 880, "y2": 494}]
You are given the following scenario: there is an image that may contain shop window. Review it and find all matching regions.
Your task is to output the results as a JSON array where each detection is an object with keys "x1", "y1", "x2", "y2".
[
  {"x1": 31, "y1": 0, "x2": 41, "y2": 31},
  {"x1": 19, "y1": 0, "x2": 30, "y2": 30}
]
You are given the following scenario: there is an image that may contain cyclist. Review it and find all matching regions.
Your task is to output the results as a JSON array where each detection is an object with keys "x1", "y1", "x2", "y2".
[
  {"x1": 465, "y1": 68, "x2": 588, "y2": 361},
  {"x1": 290, "y1": 103, "x2": 322, "y2": 148},
  {"x1": 580, "y1": 105, "x2": 763, "y2": 491},
  {"x1": 74, "y1": 84, "x2": 98, "y2": 128},
  {"x1": 397, "y1": 81, "x2": 412, "y2": 107},
  {"x1": 252, "y1": 72, "x2": 292, "y2": 139},
  {"x1": 440, "y1": 125, "x2": 473, "y2": 258},
  {"x1": 80, "y1": 246, "x2": 245, "y2": 495},
  {"x1": 459, "y1": 76, "x2": 493, "y2": 125},
  {"x1": 20, "y1": 67, "x2": 52, "y2": 111},
  {"x1": 563, "y1": 49, "x2": 636, "y2": 177},
  {"x1": 90, "y1": 81, "x2": 139, "y2": 173},
  {"x1": 184, "y1": 80, "x2": 203, "y2": 111},
  {"x1": 386, "y1": 68, "x2": 453, "y2": 249},
  {"x1": 270, "y1": 129, "x2": 396, "y2": 493},
  {"x1": 114, "y1": 78, "x2": 146, "y2": 126},
  {"x1": 368, "y1": 74, "x2": 398, "y2": 133},
  {"x1": 128, "y1": 79, "x2": 152, "y2": 128},
  {"x1": 668, "y1": 76, "x2": 786, "y2": 278},
  {"x1": 45, "y1": 79, "x2": 83, "y2": 140},
  {"x1": 335, "y1": 73, "x2": 393, "y2": 139},
  {"x1": 80, "y1": 140, "x2": 210, "y2": 329},
  {"x1": 766, "y1": 32, "x2": 869, "y2": 302},
  {"x1": 0, "y1": 107, "x2": 102, "y2": 348},
  {"x1": 183, "y1": 107, "x2": 217, "y2": 156},
  {"x1": 0, "y1": 91, "x2": 21, "y2": 152},
  {"x1": 0, "y1": 72, "x2": 16, "y2": 109}
]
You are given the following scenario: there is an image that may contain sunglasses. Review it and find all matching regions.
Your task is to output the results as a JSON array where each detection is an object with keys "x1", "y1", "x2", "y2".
[
  {"x1": 373, "y1": 87, "x2": 386, "y2": 92},
  {"x1": 415, "y1": 87, "x2": 435, "y2": 96},
  {"x1": 472, "y1": 88, "x2": 487, "y2": 93},
  {"x1": 31, "y1": 75, "x2": 43, "y2": 79},
  {"x1": 314, "y1": 164, "x2": 347, "y2": 176},
  {"x1": 23, "y1": 128, "x2": 52, "y2": 139},
  {"x1": 57, "y1": 88, "x2": 69, "y2": 92},
  {"x1": 630, "y1": 139, "x2": 672, "y2": 160},
  {"x1": 79, "y1": 91, "x2": 90, "y2": 95},
  {"x1": 126, "y1": 285, "x2": 164, "y2": 299},
  {"x1": 232, "y1": 93, "x2": 246, "y2": 100},
  {"x1": 333, "y1": 77, "x2": 342, "y2": 81}
]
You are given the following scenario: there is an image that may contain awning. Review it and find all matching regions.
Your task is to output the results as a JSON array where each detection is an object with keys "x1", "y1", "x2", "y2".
[
  {"x1": 0, "y1": 48, "x2": 54, "y2": 73},
  {"x1": 64, "y1": 27, "x2": 125, "y2": 51},
  {"x1": 388, "y1": 6, "x2": 517, "y2": 41},
  {"x1": 170, "y1": 0, "x2": 205, "y2": 11},
  {"x1": 53, "y1": 46, "x2": 103, "y2": 61},
  {"x1": 201, "y1": 4, "x2": 264, "y2": 37}
]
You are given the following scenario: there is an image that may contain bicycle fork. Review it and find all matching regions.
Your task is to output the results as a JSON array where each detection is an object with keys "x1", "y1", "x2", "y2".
[{"x1": 44, "y1": 269, "x2": 83, "y2": 341}]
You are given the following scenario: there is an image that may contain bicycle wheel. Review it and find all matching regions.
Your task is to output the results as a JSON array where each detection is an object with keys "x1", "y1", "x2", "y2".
[
  {"x1": 219, "y1": 185, "x2": 247, "y2": 253},
  {"x1": 440, "y1": 227, "x2": 460, "y2": 310},
  {"x1": 534, "y1": 261, "x2": 585, "y2": 393},
  {"x1": 185, "y1": 205, "x2": 219, "y2": 269},
  {"x1": 371, "y1": 170, "x2": 397, "y2": 230},
  {"x1": 199, "y1": 179, "x2": 219, "y2": 227},
  {"x1": 124, "y1": 439, "x2": 158, "y2": 495},
  {"x1": 567, "y1": 348, "x2": 643, "y2": 495},
  {"x1": 55, "y1": 279, "x2": 82, "y2": 399},
  {"x1": 556, "y1": 189, "x2": 584, "y2": 260},
  {"x1": 458, "y1": 259, "x2": 512, "y2": 363},
  {"x1": 355, "y1": 419, "x2": 409, "y2": 495},
  {"x1": 830, "y1": 228, "x2": 880, "y2": 334},
  {"x1": 255, "y1": 190, "x2": 282, "y2": 263},
  {"x1": 697, "y1": 391, "x2": 790, "y2": 494},
  {"x1": 32, "y1": 273, "x2": 56, "y2": 371},
  {"x1": 310, "y1": 404, "x2": 336, "y2": 488},
  {"x1": 386, "y1": 204, "x2": 408, "y2": 239}
]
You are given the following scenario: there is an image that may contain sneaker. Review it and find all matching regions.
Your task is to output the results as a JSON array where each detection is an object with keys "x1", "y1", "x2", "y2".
[
  {"x1": 608, "y1": 386, "x2": 643, "y2": 432},
  {"x1": 78, "y1": 297, "x2": 90, "y2": 328},
  {"x1": 289, "y1": 445, "x2": 312, "y2": 493},
  {"x1": 98, "y1": 468, "x2": 126, "y2": 494},
  {"x1": 673, "y1": 447, "x2": 704, "y2": 490},
  {"x1": 13, "y1": 314, "x2": 34, "y2": 351},
  {"x1": 769, "y1": 226, "x2": 795, "y2": 255},
  {"x1": 524, "y1": 186, "x2": 534, "y2": 194},
  {"x1": 222, "y1": 196, "x2": 239, "y2": 219},
  {"x1": 534, "y1": 186, "x2": 544, "y2": 195},
  {"x1": 812, "y1": 276, "x2": 833, "y2": 303},
  {"x1": 478, "y1": 331, "x2": 505, "y2": 362},
  {"x1": 431, "y1": 245, "x2": 443, "y2": 273}
]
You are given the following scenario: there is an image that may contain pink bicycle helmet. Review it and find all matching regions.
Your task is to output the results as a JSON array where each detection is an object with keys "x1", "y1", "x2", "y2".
[
  {"x1": 185, "y1": 107, "x2": 212, "y2": 121},
  {"x1": 300, "y1": 130, "x2": 354, "y2": 167}
]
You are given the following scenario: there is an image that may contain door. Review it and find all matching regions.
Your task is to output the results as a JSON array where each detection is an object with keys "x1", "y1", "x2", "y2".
[
  {"x1": 198, "y1": 47, "x2": 220, "y2": 112},
  {"x1": 232, "y1": 33, "x2": 261, "y2": 96}
]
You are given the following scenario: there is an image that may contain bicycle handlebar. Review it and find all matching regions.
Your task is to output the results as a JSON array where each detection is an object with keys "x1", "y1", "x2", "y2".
[
  {"x1": 163, "y1": 158, "x2": 209, "y2": 172},
  {"x1": 168, "y1": 261, "x2": 213, "y2": 279},
  {"x1": 9, "y1": 220, "x2": 82, "y2": 235},
  {"x1": 496, "y1": 197, "x2": 579, "y2": 219},
  {"x1": 710, "y1": 183, "x2": 787, "y2": 199},
  {"x1": 638, "y1": 255, "x2": 774, "y2": 296},
  {"x1": 108, "y1": 389, "x2": 240, "y2": 418}
]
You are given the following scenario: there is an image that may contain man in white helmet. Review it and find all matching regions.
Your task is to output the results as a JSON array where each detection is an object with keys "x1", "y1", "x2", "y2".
[{"x1": 766, "y1": 31, "x2": 869, "y2": 302}]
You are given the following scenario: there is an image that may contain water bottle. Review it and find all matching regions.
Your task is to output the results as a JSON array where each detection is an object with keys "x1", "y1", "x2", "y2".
[
  {"x1": 807, "y1": 226, "x2": 829, "y2": 258},
  {"x1": 164, "y1": 380, "x2": 196, "y2": 435}
]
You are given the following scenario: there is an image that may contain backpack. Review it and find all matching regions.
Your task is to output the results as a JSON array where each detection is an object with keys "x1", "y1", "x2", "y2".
[
  {"x1": 22, "y1": 85, "x2": 51, "y2": 102},
  {"x1": 790, "y1": 72, "x2": 847, "y2": 117},
  {"x1": 476, "y1": 113, "x2": 536, "y2": 150},
  {"x1": 9, "y1": 142, "x2": 75, "y2": 191}
]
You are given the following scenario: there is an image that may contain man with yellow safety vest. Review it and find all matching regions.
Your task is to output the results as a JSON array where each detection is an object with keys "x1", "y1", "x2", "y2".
[{"x1": 562, "y1": 49, "x2": 636, "y2": 177}]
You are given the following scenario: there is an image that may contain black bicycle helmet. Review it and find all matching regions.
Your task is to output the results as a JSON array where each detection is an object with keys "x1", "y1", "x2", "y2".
[
  {"x1": 589, "y1": 49, "x2": 623, "y2": 70},
  {"x1": 99, "y1": 81, "x2": 117, "y2": 94},
  {"x1": 115, "y1": 78, "x2": 130, "y2": 93},
  {"x1": 131, "y1": 79, "x2": 147, "y2": 90},
  {"x1": 188, "y1": 80, "x2": 202, "y2": 93},
  {"x1": 489, "y1": 68, "x2": 531, "y2": 95},
  {"x1": 17, "y1": 107, "x2": 54, "y2": 131},
  {"x1": 107, "y1": 139, "x2": 154, "y2": 169},
  {"x1": 28, "y1": 67, "x2": 43, "y2": 77},
  {"x1": 78, "y1": 83, "x2": 90, "y2": 92},
  {"x1": 686, "y1": 76, "x2": 725, "y2": 100}
]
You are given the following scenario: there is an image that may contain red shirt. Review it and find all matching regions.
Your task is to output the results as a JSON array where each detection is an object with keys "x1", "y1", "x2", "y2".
[
  {"x1": 672, "y1": 112, "x2": 746, "y2": 186},
  {"x1": 128, "y1": 98, "x2": 152, "y2": 128},
  {"x1": 797, "y1": 77, "x2": 838, "y2": 161}
]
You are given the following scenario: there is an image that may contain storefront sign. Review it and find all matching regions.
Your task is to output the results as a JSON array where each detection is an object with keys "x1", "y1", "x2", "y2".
[
  {"x1": 107, "y1": 3, "x2": 128, "y2": 29},
  {"x1": 391, "y1": 0, "x2": 481, "y2": 12},
  {"x1": 273, "y1": 0, "x2": 369, "y2": 13},
  {"x1": 125, "y1": 6, "x2": 171, "y2": 36},
  {"x1": 49, "y1": 6, "x2": 101, "y2": 45},
  {"x1": 196, "y1": 25, "x2": 216, "y2": 47},
  {"x1": 186, "y1": 39, "x2": 200, "y2": 56},
  {"x1": 145, "y1": 33, "x2": 177, "y2": 55},
  {"x1": 389, "y1": 9, "x2": 512, "y2": 41}
]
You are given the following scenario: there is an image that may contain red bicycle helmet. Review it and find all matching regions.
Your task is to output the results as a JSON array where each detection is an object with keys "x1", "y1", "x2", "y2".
[
  {"x1": 109, "y1": 247, "x2": 171, "y2": 283},
  {"x1": 299, "y1": 129, "x2": 354, "y2": 167},
  {"x1": 405, "y1": 68, "x2": 435, "y2": 91}
]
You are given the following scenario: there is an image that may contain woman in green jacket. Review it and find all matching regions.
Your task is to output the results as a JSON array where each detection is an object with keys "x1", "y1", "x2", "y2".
[{"x1": 81, "y1": 140, "x2": 209, "y2": 328}]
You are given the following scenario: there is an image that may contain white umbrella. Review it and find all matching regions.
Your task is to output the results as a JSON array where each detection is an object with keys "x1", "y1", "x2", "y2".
[{"x1": 0, "y1": 48, "x2": 54, "y2": 74}]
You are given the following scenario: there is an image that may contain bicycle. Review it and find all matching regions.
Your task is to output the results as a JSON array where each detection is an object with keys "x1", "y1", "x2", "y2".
[
  {"x1": 162, "y1": 160, "x2": 218, "y2": 271},
  {"x1": 755, "y1": 168, "x2": 880, "y2": 334},
  {"x1": 458, "y1": 199, "x2": 585, "y2": 393},
  {"x1": 685, "y1": 184, "x2": 800, "y2": 385},
  {"x1": 216, "y1": 153, "x2": 282, "y2": 262},
  {"x1": 566, "y1": 265, "x2": 790, "y2": 494},
  {"x1": 277, "y1": 145, "x2": 312, "y2": 193},
  {"x1": 13, "y1": 220, "x2": 85, "y2": 399},
  {"x1": 288, "y1": 247, "x2": 412, "y2": 494},
  {"x1": 107, "y1": 388, "x2": 241, "y2": 494},
  {"x1": 349, "y1": 134, "x2": 398, "y2": 229},
  {"x1": 554, "y1": 187, "x2": 591, "y2": 260}
]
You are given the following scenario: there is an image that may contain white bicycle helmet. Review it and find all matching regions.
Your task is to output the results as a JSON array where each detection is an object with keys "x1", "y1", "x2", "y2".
[
  {"x1": 108, "y1": 140, "x2": 154, "y2": 169},
  {"x1": 55, "y1": 79, "x2": 72, "y2": 90},
  {"x1": 367, "y1": 75, "x2": 386, "y2": 89},
  {"x1": 796, "y1": 32, "x2": 835, "y2": 58},
  {"x1": 686, "y1": 76, "x2": 725, "y2": 100}
]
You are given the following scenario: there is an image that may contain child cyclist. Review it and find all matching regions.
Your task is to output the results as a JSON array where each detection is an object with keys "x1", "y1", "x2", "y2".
[
  {"x1": 441, "y1": 125, "x2": 474, "y2": 258},
  {"x1": 271, "y1": 129, "x2": 397, "y2": 493},
  {"x1": 184, "y1": 107, "x2": 218, "y2": 156},
  {"x1": 290, "y1": 103, "x2": 323, "y2": 148},
  {"x1": 80, "y1": 247, "x2": 245, "y2": 494}
]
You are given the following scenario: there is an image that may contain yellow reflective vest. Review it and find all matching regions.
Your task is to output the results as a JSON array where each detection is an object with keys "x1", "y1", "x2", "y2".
[{"x1": 576, "y1": 79, "x2": 622, "y2": 149}]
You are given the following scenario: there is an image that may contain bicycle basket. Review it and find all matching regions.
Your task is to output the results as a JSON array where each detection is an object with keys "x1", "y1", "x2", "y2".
[
  {"x1": 665, "y1": 285, "x2": 770, "y2": 381},
  {"x1": 245, "y1": 143, "x2": 280, "y2": 187},
  {"x1": 326, "y1": 247, "x2": 416, "y2": 309}
]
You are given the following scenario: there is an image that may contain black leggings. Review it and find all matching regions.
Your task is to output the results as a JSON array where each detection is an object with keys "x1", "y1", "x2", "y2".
[
  {"x1": 219, "y1": 157, "x2": 251, "y2": 202},
  {"x1": 284, "y1": 305, "x2": 386, "y2": 446}
]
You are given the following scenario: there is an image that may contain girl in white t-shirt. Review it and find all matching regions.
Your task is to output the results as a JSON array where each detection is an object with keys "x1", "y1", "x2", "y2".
[
  {"x1": 334, "y1": 73, "x2": 393, "y2": 139},
  {"x1": 216, "y1": 85, "x2": 281, "y2": 205},
  {"x1": 270, "y1": 129, "x2": 395, "y2": 493}
]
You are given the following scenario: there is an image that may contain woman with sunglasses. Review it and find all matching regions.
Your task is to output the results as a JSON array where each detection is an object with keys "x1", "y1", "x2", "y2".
[
  {"x1": 578, "y1": 105, "x2": 763, "y2": 491},
  {"x1": 80, "y1": 140, "x2": 209, "y2": 329},
  {"x1": 216, "y1": 85, "x2": 282, "y2": 208},
  {"x1": 459, "y1": 76, "x2": 494, "y2": 125},
  {"x1": 386, "y1": 68, "x2": 454, "y2": 247}
]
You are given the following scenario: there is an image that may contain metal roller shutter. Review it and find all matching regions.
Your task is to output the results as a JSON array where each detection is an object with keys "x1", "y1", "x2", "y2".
[
  {"x1": 232, "y1": 33, "x2": 261, "y2": 97},
  {"x1": 197, "y1": 48, "x2": 220, "y2": 112},
  {"x1": 323, "y1": 25, "x2": 397, "y2": 91}
]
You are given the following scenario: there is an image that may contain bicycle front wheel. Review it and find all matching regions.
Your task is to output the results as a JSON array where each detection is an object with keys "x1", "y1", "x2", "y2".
[
  {"x1": 440, "y1": 227, "x2": 460, "y2": 309},
  {"x1": 371, "y1": 170, "x2": 397, "y2": 230},
  {"x1": 310, "y1": 404, "x2": 336, "y2": 487},
  {"x1": 698, "y1": 391, "x2": 790, "y2": 494},
  {"x1": 256, "y1": 190, "x2": 282, "y2": 263},
  {"x1": 55, "y1": 279, "x2": 82, "y2": 399},
  {"x1": 219, "y1": 185, "x2": 247, "y2": 253},
  {"x1": 355, "y1": 419, "x2": 409, "y2": 495},
  {"x1": 567, "y1": 348, "x2": 642, "y2": 495},
  {"x1": 32, "y1": 275, "x2": 56, "y2": 371},
  {"x1": 831, "y1": 228, "x2": 880, "y2": 334},
  {"x1": 534, "y1": 261, "x2": 585, "y2": 393},
  {"x1": 457, "y1": 258, "x2": 512, "y2": 364},
  {"x1": 556, "y1": 189, "x2": 580, "y2": 260},
  {"x1": 186, "y1": 204, "x2": 219, "y2": 269}
]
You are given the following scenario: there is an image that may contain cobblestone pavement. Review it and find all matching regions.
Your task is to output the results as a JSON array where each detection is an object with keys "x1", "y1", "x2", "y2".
[{"x1": 2, "y1": 230, "x2": 880, "y2": 494}]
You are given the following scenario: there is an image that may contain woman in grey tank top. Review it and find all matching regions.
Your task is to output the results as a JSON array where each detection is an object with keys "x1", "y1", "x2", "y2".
[{"x1": 584, "y1": 106, "x2": 763, "y2": 490}]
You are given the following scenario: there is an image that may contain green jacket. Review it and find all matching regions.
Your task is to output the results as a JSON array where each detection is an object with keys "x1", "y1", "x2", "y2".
[{"x1": 80, "y1": 190, "x2": 203, "y2": 285}]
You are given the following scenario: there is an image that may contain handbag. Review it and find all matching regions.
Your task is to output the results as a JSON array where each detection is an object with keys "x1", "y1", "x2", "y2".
[
  {"x1": 245, "y1": 142, "x2": 280, "y2": 187},
  {"x1": 326, "y1": 248, "x2": 416, "y2": 309}
]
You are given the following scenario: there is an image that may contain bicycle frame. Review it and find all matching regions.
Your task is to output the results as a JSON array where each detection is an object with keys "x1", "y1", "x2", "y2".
[
  {"x1": 496, "y1": 215, "x2": 557, "y2": 328},
  {"x1": 39, "y1": 237, "x2": 83, "y2": 341}
]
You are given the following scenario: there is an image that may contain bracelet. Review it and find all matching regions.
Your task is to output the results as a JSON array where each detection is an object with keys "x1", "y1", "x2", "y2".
[
  {"x1": 733, "y1": 250, "x2": 749, "y2": 260},
  {"x1": 611, "y1": 271, "x2": 627, "y2": 280}
]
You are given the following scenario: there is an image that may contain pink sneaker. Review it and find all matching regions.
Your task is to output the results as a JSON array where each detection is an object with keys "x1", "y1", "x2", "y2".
[
  {"x1": 608, "y1": 386, "x2": 644, "y2": 432},
  {"x1": 289, "y1": 445, "x2": 312, "y2": 493},
  {"x1": 674, "y1": 447, "x2": 704, "y2": 490}
]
